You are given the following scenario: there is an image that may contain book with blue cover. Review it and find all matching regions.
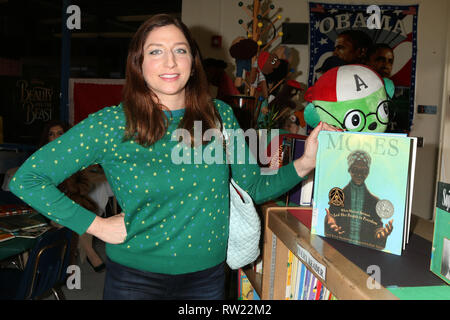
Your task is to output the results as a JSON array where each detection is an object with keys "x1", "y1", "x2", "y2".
[
  {"x1": 430, "y1": 181, "x2": 450, "y2": 284},
  {"x1": 311, "y1": 131, "x2": 417, "y2": 255}
]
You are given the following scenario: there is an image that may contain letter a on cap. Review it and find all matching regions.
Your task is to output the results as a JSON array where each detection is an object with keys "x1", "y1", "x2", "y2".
[
  {"x1": 354, "y1": 74, "x2": 368, "y2": 91},
  {"x1": 336, "y1": 65, "x2": 383, "y2": 101}
]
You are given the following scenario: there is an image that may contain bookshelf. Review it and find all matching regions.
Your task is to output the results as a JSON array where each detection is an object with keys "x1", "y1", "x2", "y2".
[{"x1": 242, "y1": 202, "x2": 443, "y2": 300}]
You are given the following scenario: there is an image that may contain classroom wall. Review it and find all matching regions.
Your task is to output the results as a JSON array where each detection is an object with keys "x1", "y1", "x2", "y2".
[
  {"x1": 182, "y1": 0, "x2": 448, "y2": 220},
  {"x1": 438, "y1": 2, "x2": 450, "y2": 182},
  {"x1": 434, "y1": 2, "x2": 450, "y2": 219}
]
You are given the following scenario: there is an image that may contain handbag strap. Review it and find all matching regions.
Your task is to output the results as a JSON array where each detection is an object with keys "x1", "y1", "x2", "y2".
[{"x1": 221, "y1": 124, "x2": 231, "y2": 164}]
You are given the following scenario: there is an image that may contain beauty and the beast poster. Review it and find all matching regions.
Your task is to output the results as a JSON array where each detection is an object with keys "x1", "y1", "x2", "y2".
[{"x1": 308, "y1": 3, "x2": 418, "y2": 133}]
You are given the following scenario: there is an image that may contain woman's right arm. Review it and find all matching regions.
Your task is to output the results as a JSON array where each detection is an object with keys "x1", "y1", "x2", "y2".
[{"x1": 9, "y1": 107, "x2": 125, "y2": 242}]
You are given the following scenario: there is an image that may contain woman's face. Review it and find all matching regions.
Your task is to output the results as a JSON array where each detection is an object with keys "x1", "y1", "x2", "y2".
[
  {"x1": 48, "y1": 125, "x2": 64, "y2": 142},
  {"x1": 141, "y1": 24, "x2": 193, "y2": 109}
]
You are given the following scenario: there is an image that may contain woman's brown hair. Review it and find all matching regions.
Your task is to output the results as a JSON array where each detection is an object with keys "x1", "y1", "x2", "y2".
[{"x1": 122, "y1": 14, "x2": 221, "y2": 147}]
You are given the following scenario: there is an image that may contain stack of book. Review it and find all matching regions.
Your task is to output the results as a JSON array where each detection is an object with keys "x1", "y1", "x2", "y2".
[
  {"x1": 285, "y1": 250, "x2": 337, "y2": 300},
  {"x1": 0, "y1": 204, "x2": 35, "y2": 217},
  {"x1": 0, "y1": 212, "x2": 51, "y2": 241}
]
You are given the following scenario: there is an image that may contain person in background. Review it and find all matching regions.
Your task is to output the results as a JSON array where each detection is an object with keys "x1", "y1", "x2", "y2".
[
  {"x1": 316, "y1": 29, "x2": 373, "y2": 75},
  {"x1": 10, "y1": 14, "x2": 338, "y2": 300},
  {"x1": 367, "y1": 43, "x2": 395, "y2": 78},
  {"x1": 38, "y1": 120, "x2": 70, "y2": 147},
  {"x1": 333, "y1": 29, "x2": 373, "y2": 65}
]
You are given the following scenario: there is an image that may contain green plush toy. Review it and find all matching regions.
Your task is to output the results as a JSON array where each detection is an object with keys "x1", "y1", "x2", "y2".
[{"x1": 304, "y1": 64, "x2": 394, "y2": 132}]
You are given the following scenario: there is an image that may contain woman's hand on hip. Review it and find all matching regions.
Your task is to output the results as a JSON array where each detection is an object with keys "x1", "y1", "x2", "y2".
[{"x1": 86, "y1": 213, "x2": 127, "y2": 244}]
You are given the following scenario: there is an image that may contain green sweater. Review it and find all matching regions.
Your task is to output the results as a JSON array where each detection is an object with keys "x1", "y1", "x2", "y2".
[{"x1": 10, "y1": 100, "x2": 305, "y2": 274}]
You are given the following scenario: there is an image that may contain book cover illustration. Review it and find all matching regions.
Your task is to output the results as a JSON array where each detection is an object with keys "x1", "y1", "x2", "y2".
[
  {"x1": 430, "y1": 181, "x2": 450, "y2": 284},
  {"x1": 268, "y1": 134, "x2": 294, "y2": 170},
  {"x1": 312, "y1": 131, "x2": 415, "y2": 255},
  {"x1": 0, "y1": 229, "x2": 15, "y2": 242},
  {"x1": 238, "y1": 269, "x2": 255, "y2": 300}
]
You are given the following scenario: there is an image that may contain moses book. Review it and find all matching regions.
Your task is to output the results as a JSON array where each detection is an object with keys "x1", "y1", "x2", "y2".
[{"x1": 311, "y1": 131, "x2": 417, "y2": 255}]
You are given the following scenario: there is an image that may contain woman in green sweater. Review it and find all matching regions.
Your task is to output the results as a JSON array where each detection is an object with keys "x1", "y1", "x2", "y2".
[{"x1": 10, "y1": 14, "x2": 337, "y2": 300}]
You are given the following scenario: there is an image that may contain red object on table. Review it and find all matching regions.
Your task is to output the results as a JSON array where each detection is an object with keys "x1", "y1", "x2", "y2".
[{"x1": 287, "y1": 207, "x2": 312, "y2": 230}]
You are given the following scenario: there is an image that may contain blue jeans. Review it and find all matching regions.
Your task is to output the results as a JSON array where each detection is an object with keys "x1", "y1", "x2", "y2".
[{"x1": 103, "y1": 258, "x2": 226, "y2": 300}]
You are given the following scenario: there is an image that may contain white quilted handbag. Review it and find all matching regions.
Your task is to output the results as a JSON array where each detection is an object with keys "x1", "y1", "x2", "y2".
[
  {"x1": 227, "y1": 178, "x2": 261, "y2": 269},
  {"x1": 223, "y1": 127, "x2": 261, "y2": 270}
]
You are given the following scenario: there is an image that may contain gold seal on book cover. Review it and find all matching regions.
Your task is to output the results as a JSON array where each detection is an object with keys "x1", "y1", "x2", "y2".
[{"x1": 328, "y1": 187, "x2": 344, "y2": 207}]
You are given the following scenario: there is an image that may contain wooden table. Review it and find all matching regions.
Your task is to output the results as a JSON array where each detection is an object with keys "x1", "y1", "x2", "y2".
[{"x1": 243, "y1": 202, "x2": 449, "y2": 300}]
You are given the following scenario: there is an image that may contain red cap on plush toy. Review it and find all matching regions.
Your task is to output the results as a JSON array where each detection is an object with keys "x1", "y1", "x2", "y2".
[{"x1": 304, "y1": 64, "x2": 384, "y2": 103}]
